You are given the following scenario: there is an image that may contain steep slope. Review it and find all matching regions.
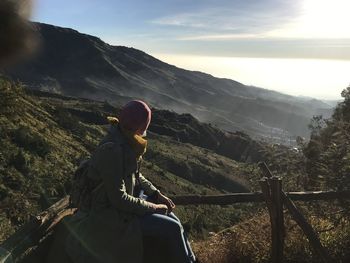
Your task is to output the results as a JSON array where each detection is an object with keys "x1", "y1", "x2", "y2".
[
  {"x1": 6, "y1": 23, "x2": 333, "y2": 141},
  {"x1": 0, "y1": 77, "x2": 261, "y2": 241},
  {"x1": 2, "y1": 79, "x2": 348, "y2": 262}
]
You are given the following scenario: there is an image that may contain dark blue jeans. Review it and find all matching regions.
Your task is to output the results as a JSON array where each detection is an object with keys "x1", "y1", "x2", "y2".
[{"x1": 139, "y1": 212, "x2": 195, "y2": 263}]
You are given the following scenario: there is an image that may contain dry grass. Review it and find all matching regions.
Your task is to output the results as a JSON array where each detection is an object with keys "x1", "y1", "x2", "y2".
[
  {"x1": 193, "y1": 211, "x2": 271, "y2": 263},
  {"x1": 193, "y1": 208, "x2": 350, "y2": 263}
]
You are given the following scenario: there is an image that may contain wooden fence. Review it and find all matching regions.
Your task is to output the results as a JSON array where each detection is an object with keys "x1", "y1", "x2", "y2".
[
  {"x1": 1, "y1": 163, "x2": 350, "y2": 262},
  {"x1": 172, "y1": 163, "x2": 350, "y2": 263}
]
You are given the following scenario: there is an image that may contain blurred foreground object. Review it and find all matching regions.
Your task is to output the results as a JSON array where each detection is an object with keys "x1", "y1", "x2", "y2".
[{"x1": 0, "y1": 0, "x2": 38, "y2": 68}]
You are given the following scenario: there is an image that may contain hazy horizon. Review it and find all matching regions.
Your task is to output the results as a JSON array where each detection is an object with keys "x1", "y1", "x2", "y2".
[
  {"x1": 152, "y1": 53, "x2": 348, "y2": 100},
  {"x1": 32, "y1": 0, "x2": 350, "y2": 100}
]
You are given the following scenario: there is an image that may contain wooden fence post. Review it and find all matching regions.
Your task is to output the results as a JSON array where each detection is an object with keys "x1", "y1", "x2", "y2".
[
  {"x1": 259, "y1": 177, "x2": 285, "y2": 263},
  {"x1": 259, "y1": 162, "x2": 332, "y2": 263},
  {"x1": 270, "y1": 177, "x2": 285, "y2": 262},
  {"x1": 282, "y1": 193, "x2": 332, "y2": 263}
]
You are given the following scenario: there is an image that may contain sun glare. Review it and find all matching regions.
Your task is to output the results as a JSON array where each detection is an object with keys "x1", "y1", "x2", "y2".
[
  {"x1": 268, "y1": 0, "x2": 350, "y2": 38},
  {"x1": 302, "y1": 0, "x2": 350, "y2": 38}
]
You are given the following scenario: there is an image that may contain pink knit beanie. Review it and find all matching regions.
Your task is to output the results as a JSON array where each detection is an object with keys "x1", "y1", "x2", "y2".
[{"x1": 119, "y1": 100, "x2": 151, "y2": 134}]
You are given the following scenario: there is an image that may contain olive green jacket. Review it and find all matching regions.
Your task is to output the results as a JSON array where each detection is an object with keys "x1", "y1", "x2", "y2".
[{"x1": 65, "y1": 125, "x2": 158, "y2": 263}]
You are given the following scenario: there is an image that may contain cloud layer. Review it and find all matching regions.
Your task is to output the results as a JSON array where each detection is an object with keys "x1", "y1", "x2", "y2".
[{"x1": 33, "y1": 0, "x2": 350, "y2": 60}]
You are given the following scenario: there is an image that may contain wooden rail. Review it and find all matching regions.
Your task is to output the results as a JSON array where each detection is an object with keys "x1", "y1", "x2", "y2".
[
  {"x1": 0, "y1": 196, "x2": 73, "y2": 262},
  {"x1": 1, "y1": 171, "x2": 350, "y2": 262},
  {"x1": 258, "y1": 162, "x2": 334, "y2": 263},
  {"x1": 170, "y1": 190, "x2": 350, "y2": 205}
]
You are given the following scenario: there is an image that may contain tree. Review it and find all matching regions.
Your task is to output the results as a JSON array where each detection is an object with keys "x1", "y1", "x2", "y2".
[{"x1": 303, "y1": 85, "x2": 350, "y2": 192}]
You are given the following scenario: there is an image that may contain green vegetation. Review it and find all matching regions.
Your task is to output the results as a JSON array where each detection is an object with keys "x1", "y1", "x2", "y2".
[
  {"x1": 194, "y1": 86, "x2": 350, "y2": 263},
  {"x1": 1, "y1": 78, "x2": 349, "y2": 262},
  {"x1": 0, "y1": 78, "x2": 261, "y2": 241},
  {"x1": 0, "y1": 79, "x2": 92, "y2": 240},
  {"x1": 303, "y1": 86, "x2": 350, "y2": 193}
]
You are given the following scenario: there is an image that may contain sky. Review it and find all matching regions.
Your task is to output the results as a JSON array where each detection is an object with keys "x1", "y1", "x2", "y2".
[{"x1": 32, "y1": 0, "x2": 350, "y2": 100}]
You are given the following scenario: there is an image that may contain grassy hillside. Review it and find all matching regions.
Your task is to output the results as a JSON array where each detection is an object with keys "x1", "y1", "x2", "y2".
[
  {"x1": 0, "y1": 77, "x2": 264, "y2": 241},
  {"x1": 1, "y1": 78, "x2": 348, "y2": 262},
  {"x1": 0, "y1": 78, "x2": 92, "y2": 240}
]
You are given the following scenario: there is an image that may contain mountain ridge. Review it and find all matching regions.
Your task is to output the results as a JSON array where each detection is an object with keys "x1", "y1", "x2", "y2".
[{"x1": 6, "y1": 22, "x2": 333, "y2": 142}]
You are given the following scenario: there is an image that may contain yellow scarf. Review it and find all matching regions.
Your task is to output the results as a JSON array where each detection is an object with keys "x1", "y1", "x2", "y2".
[{"x1": 107, "y1": 116, "x2": 147, "y2": 159}]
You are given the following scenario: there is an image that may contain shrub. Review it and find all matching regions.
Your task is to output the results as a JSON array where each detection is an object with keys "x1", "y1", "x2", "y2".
[
  {"x1": 9, "y1": 150, "x2": 29, "y2": 175},
  {"x1": 11, "y1": 126, "x2": 51, "y2": 157},
  {"x1": 54, "y1": 107, "x2": 87, "y2": 137},
  {"x1": 0, "y1": 184, "x2": 9, "y2": 202},
  {"x1": 0, "y1": 78, "x2": 24, "y2": 115}
]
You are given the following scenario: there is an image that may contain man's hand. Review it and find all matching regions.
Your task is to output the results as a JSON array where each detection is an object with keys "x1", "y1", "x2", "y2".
[{"x1": 157, "y1": 192, "x2": 176, "y2": 213}]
